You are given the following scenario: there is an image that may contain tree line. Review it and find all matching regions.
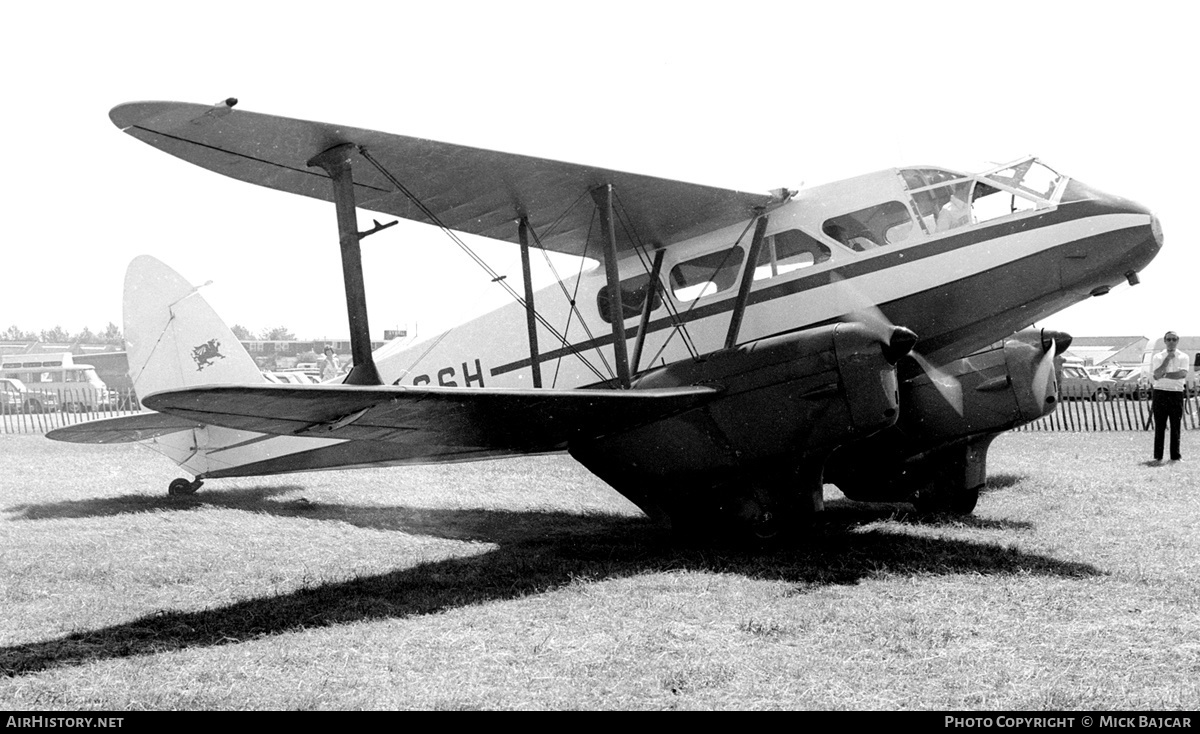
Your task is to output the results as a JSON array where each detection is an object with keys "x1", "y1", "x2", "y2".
[
  {"x1": 5, "y1": 323, "x2": 297, "y2": 344},
  {"x1": 3, "y1": 323, "x2": 124, "y2": 345}
]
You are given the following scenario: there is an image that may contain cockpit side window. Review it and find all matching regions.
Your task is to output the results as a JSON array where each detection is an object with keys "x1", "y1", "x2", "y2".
[
  {"x1": 669, "y1": 245, "x2": 745, "y2": 301},
  {"x1": 901, "y1": 168, "x2": 963, "y2": 190},
  {"x1": 753, "y1": 229, "x2": 831, "y2": 280},
  {"x1": 822, "y1": 201, "x2": 915, "y2": 251},
  {"x1": 910, "y1": 180, "x2": 974, "y2": 234},
  {"x1": 969, "y1": 181, "x2": 1040, "y2": 223}
]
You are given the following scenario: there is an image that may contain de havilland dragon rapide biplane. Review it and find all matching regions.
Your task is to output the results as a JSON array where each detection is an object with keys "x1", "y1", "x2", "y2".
[{"x1": 51, "y1": 98, "x2": 1163, "y2": 540}]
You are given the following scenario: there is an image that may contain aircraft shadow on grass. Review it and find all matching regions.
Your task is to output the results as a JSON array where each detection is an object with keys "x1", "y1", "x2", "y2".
[{"x1": 3, "y1": 474, "x2": 1090, "y2": 679}]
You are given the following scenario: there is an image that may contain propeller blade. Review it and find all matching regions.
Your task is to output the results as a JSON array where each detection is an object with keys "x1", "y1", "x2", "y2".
[
  {"x1": 912, "y1": 351, "x2": 964, "y2": 416},
  {"x1": 1033, "y1": 328, "x2": 1066, "y2": 402},
  {"x1": 829, "y1": 273, "x2": 893, "y2": 343},
  {"x1": 829, "y1": 273, "x2": 960, "y2": 412}
]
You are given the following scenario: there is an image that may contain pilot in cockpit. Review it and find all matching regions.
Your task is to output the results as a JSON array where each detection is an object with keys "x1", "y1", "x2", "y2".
[{"x1": 935, "y1": 183, "x2": 972, "y2": 232}]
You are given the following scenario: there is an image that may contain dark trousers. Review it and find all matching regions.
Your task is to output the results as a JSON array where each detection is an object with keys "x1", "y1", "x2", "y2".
[{"x1": 1151, "y1": 389, "x2": 1184, "y2": 461}]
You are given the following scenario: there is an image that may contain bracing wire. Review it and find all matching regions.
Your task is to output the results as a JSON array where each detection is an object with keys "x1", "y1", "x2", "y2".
[
  {"x1": 357, "y1": 147, "x2": 610, "y2": 384},
  {"x1": 610, "y1": 190, "x2": 701, "y2": 363},
  {"x1": 642, "y1": 215, "x2": 758, "y2": 369},
  {"x1": 527, "y1": 210, "x2": 617, "y2": 386}
]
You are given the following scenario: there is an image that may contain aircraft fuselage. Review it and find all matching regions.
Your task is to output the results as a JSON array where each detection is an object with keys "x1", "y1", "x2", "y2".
[{"x1": 375, "y1": 159, "x2": 1160, "y2": 393}]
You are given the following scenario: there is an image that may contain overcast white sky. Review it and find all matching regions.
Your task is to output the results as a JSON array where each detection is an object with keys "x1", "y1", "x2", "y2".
[{"x1": 2, "y1": 1, "x2": 1195, "y2": 344}]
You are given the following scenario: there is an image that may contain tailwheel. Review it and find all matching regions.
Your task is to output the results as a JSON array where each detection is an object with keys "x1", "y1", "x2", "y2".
[{"x1": 168, "y1": 477, "x2": 203, "y2": 496}]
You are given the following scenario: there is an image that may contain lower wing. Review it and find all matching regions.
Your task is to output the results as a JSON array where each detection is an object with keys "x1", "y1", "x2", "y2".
[{"x1": 141, "y1": 383, "x2": 721, "y2": 453}]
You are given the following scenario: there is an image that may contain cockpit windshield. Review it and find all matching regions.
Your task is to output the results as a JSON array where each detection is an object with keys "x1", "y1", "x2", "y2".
[
  {"x1": 820, "y1": 157, "x2": 1069, "y2": 253},
  {"x1": 898, "y1": 157, "x2": 1064, "y2": 238},
  {"x1": 982, "y1": 158, "x2": 1064, "y2": 200}
]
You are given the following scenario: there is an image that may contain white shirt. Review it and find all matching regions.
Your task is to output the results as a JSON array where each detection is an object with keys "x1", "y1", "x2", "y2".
[{"x1": 1151, "y1": 349, "x2": 1190, "y2": 392}]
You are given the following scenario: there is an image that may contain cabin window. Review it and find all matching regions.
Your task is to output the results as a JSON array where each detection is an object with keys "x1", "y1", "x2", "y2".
[
  {"x1": 670, "y1": 246, "x2": 745, "y2": 301},
  {"x1": 753, "y1": 229, "x2": 831, "y2": 280},
  {"x1": 597, "y1": 272, "x2": 664, "y2": 324},
  {"x1": 822, "y1": 201, "x2": 915, "y2": 251}
]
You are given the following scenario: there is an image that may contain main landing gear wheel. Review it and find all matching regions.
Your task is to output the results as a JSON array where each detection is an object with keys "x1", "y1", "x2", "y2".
[
  {"x1": 168, "y1": 477, "x2": 203, "y2": 496},
  {"x1": 913, "y1": 483, "x2": 979, "y2": 515}
]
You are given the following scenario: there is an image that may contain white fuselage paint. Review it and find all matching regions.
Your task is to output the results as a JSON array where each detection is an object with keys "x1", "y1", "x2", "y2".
[{"x1": 372, "y1": 206, "x2": 1150, "y2": 392}]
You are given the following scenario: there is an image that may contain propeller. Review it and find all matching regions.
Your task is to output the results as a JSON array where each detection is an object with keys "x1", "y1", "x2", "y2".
[
  {"x1": 1033, "y1": 328, "x2": 1072, "y2": 402},
  {"x1": 829, "y1": 274, "x2": 963, "y2": 415}
]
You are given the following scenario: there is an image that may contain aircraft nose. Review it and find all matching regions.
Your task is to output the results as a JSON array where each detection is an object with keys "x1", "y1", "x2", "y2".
[
  {"x1": 1060, "y1": 177, "x2": 1162, "y2": 270},
  {"x1": 1060, "y1": 178, "x2": 1153, "y2": 218}
]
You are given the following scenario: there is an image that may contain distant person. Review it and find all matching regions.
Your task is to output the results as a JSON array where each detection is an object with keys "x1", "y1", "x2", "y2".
[
  {"x1": 320, "y1": 346, "x2": 341, "y2": 382},
  {"x1": 1150, "y1": 331, "x2": 1189, "y2": 465}
]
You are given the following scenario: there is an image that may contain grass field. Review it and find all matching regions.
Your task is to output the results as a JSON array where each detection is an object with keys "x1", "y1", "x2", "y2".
[{"x1": 2, "y1": 430, "x2": 1199, "y2": 710}]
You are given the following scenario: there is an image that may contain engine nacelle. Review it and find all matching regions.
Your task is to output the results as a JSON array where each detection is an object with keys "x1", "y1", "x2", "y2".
[{"x1": 826, "y1": 328, "x2": 1066, "y2": 507}]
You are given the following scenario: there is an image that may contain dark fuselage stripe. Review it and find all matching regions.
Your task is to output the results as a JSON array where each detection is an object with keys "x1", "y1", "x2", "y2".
[{"x1": 490, "y1": 199, "x2": 1134, "y2": 377}]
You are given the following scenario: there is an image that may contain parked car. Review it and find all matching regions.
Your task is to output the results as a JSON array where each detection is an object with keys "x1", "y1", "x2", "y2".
[
  {"x1": 0, "y1": 377, "x2": 60, "y2": 413},
  {"x1": 1104, "y1": 366, "x2": 1150, "y2": 400},
  {"x1": 262, "y1": 371, "x2": 320, "y2": 385},
  {"x1": 1058, "y1": 364, "x2": 1116, "y2": 401}
]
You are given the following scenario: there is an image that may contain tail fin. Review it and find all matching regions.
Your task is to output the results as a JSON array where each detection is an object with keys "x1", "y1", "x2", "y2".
[
  {"x1": 124, "y1": 255, "x2": 264, "y2": 400},
  {"x1": 53, "y1": 256, "x2": 344, "y2": 482}
]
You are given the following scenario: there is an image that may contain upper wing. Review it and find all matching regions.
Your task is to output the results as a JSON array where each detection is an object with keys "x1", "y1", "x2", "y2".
[
  {"x1": 142, "y1": 383, "x2": 720, "y2": 451},
  {"x1": 47, "y1": 412, "x2": 202, "y2": 444},
  {"x1": 110, "y1": 101, "x2": 780, "y2": 258}
]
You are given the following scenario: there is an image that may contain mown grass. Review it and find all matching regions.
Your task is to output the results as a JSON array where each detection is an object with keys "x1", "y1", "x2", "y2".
[{"x1": 1, "y1": 431, "x2": 1198, "y2": 710}]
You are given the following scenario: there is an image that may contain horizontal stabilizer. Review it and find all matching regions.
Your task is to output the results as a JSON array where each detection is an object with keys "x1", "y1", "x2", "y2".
[
  {"x1": 143, "y1": 384, "x2": 720, "y2": 452},
  {"x1": 47, "y1": 412, "x2": 202, "y2": 444}
]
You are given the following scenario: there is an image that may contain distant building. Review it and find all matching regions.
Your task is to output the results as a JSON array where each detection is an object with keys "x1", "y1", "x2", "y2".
[{"x1": 237, "y1": 338, "x2": 383, "y2": 356}]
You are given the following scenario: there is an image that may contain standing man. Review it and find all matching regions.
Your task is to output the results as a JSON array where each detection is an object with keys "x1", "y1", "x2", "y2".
[{"x1": 1150, "y1": 331, "x2": 1190, "y2": 465}]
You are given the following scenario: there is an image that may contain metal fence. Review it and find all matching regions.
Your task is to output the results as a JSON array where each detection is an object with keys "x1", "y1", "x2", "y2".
[{"x1": 1, "y1": 388, "x2": 142, "y2": 434}]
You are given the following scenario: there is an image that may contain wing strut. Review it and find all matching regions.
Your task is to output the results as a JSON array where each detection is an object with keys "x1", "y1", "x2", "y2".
[
  {"x1": 307, "y1": 144, "x2": 382, "y2": 386},
  {"x1": 517, "y1": 218, "x2": 543, "y2": 388},
  {"x1": 725, "y1": 215, "x2": 769, "y2": 349},
  {"x1": 631, "y1": 248, "x2": 665, "y2": 375},
  {"x1": 592, "y1": 184, "x2": 631, "y2": 389}
]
